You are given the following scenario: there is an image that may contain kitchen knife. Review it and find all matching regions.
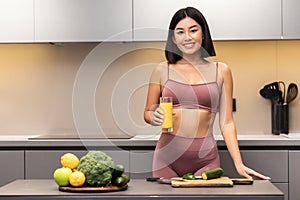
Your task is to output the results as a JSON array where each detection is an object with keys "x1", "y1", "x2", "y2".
[{"x1": 146, "y1": 177, "x2": 171, "y2": 184}]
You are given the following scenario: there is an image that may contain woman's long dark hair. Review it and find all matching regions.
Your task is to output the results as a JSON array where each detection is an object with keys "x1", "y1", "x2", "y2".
[{"x1": 165, "y1": 7, "x2": 216, "y2": 64}]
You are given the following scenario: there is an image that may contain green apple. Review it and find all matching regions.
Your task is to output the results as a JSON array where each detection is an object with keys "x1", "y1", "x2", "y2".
[{"x1": 53, "y1": 167, "x2": 72, "y2": 186}]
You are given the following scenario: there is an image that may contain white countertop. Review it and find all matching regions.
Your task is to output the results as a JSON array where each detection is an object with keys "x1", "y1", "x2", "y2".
[
  {"x1": 0, "y1": 133, "x2": 300, "y2": 148},
  {"x1": 130, "y1": 133, "x2": 300, "y2": 141}
]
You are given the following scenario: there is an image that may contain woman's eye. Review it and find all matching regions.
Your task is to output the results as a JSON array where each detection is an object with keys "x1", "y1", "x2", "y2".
[
  {"x1": 191, "y1": 29, "x2": 198, "y2": 33},
  {"x1": 176, "y1": 31, "x2": 184, "y2": 35}
]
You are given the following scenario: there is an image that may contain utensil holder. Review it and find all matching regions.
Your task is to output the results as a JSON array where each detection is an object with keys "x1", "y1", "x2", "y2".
[{"x1": 271, "y1": 103, "x2": 289, "y2": 134}]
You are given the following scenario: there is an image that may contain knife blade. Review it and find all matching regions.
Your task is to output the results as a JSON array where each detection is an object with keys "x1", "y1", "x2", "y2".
[{"x1": 146, "y1": 177, "x2": 171, "y2": 184}]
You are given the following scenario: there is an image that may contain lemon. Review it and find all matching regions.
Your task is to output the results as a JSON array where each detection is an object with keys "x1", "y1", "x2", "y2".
[
  {"x1": 61, "y1": 153, "x2": 79, "y2": 169},
  {"x1": 69, "y1": 171, "x2": 86, "y2": 187}
]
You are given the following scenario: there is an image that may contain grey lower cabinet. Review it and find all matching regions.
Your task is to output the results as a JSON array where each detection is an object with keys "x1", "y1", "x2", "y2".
[
  {"x1": 219, "y1": 150, "x2": 288, "y2": 200},
  {"x1": 289, "y1": 151, "x2": 300, "y2": 200},
  {"x1": 130, "y1": 150, "x2": 154, "y2": 179},
  {"x1": 25, "y1": 150, "x2": 130, "y2": 179},
  {"x1": 0, "y1": 151, "x2": 24, "y2": 186}
]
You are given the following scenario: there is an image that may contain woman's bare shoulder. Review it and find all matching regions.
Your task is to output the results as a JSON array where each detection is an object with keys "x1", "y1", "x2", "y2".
[
  {"x1": 151, "y1": 61, "x2": 168, "y2": 74},
  {"x1": 217, "y1": 62, "x2": 229, "y2": 71},
  {"x1": 149, "y1": 61, "x2": 168, "y2": 84},
  {"x1": 155, "y1": 61, "x2": 168, "y2": 70},
  {"x1": 217, "y1": 62, "x2": 232, "y2": 76}
]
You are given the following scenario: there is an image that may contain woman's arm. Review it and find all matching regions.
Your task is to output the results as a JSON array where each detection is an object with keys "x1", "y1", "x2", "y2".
[
  {"x1": 218, "y1": 62, "x2": 270, "y2": 180},
  {"x1": 144, "y1": 63, "x2": 166, "y2": 126}
]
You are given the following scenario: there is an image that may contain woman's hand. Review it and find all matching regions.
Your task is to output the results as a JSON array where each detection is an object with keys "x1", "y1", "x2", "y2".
[
  {"x1": 150, "y1": 107, "x2": 164, "y2": 126},
  {"x1": 236, "y1": 164, "x2": 271, "y2": 180}
]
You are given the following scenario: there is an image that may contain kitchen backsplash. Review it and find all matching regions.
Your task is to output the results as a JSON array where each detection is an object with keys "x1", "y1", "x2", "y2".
[{"x1": 0, "y1": 41, "x2": 299, "y2": 136}]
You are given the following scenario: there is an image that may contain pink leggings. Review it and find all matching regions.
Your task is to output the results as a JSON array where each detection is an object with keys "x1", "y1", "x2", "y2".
[{"x1": 152, "y1": 133, "x2": 220, "y2": 178}]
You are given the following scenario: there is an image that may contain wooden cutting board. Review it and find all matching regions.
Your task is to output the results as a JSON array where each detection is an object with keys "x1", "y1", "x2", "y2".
[
  {"x1": 171, "y1": 176, "x2": 234, "y2": 187},
  {"x1": 59, "y1": 184, "x2": 128, "y2": 193}
]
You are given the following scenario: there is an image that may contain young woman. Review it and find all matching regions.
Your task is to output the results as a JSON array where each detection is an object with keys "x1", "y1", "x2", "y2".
[{"x1": 144, "y1": 7, "x2": 270, "y2": 180}]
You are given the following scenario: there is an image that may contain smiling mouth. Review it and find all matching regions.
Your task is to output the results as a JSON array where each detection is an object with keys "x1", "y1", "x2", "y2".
[{"x1": 183, "y1": 42, "x2": 195, "y2": 48}]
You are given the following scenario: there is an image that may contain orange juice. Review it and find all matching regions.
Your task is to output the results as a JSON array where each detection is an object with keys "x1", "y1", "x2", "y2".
[{"x1": 160, "y1": 101, "x2": 173, "y2": 132}]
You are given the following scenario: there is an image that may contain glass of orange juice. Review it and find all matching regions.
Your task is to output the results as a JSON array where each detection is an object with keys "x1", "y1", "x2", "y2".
[{"x1": 160, "y1": 97, "x2": 173, "y2": 132}]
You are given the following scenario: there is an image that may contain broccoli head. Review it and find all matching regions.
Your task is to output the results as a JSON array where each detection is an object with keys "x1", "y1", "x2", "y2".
[{"x1": 77, "y1": 151, "x2": 115, "y2": 186}]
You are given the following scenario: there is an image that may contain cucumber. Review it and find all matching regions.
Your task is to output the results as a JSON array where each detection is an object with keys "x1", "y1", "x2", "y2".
[
  {"x1": 201, "y1": 167, "x2": 224, "y2": 180},
  {"x1": 182, "y1": 172, "x2": 196, "y2": 180},
  {"x1": 113, "y1": 176, "x2": 127, "y2": 187},
  {"x1": 112, "y1": 164, "x2": 125, "y2": 178},
  {"x1": 112, "y1": 174, "x2": 130, "y2": 187},
  {"x1": 121, "y1": 174, "x2": 130, "y2": 184}
]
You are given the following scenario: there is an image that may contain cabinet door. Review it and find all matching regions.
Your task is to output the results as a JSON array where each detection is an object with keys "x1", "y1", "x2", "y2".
[
  {"x1": 0, "y1": 0, "x2": 34, "y2": 42},
  {"x1": 130, "y1": 151, "x2": 154, "y2": 179},
  {"x1": 35, "y1": 0, "x2": 132, "y2": 42},
  {"x1": 25, "y1": 150, "x2": 130, "y2": 179},
  {"x1": 274, "y1": 183, "x2": 288, "y2": 200},
  {"x1": 0, "y1": 151, "x2": 24, "y2": 186},
  {"x1": 289, "y1": 151, "x2": 300, "y2": 200},
  {"x1": 219, "y1": 150, "x2": 288, "y2": 183},
  {"x1": 133, "y1": 0, "x2": 281, "y2": 41},
  {"x1": 282, "y1": 0, "x2": 300, "y2": 39}
]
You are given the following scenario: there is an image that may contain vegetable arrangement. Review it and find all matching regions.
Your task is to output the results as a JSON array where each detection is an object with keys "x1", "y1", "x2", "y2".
[{"x1": 53, "y1": 151, "x2": 130, "y2": 188}]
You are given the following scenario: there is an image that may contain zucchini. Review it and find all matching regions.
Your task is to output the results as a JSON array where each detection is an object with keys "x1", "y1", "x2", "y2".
[{"x1": 201, "y1": 167, "x2": 223, "y2": 180}]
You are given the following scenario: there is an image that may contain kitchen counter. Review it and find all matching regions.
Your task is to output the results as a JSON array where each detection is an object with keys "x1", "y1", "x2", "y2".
[
  {"x1": 1, "y1": 133, "x2": 300, "y2": 150},
  {"x1": 0, "y1": 179, "x2": 284, "y2": 200}
]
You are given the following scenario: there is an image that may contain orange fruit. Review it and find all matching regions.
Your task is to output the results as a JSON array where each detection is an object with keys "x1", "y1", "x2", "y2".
[{"x1": 69, "y1": 171, "x2": 86, "y2": 187}]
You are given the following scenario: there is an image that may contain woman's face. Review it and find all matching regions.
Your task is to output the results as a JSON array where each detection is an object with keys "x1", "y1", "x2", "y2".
[{"x1": 173, "y1": 17, "x2": 203, "y2": 56}]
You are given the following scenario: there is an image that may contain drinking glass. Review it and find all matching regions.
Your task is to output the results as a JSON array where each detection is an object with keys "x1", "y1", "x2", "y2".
[{"x1": 160, "y1": 97, "x2": 173, "y2": 132}]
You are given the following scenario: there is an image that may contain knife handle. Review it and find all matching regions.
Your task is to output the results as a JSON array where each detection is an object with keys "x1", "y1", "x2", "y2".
[
  {"x1": 231, "y1": 178, "x2": 254, "y2": 185},
  {"x1": 146, "y1": 177, "x2": 161, "y2": 182}
]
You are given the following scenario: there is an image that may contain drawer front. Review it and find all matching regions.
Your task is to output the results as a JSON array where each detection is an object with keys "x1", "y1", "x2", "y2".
[
  {"x1": 289, "y1": 150, "x2": 300, "y2": 200},
  {"x1": 130, "y1": 151, "x2": 154, "y2": 179},
  {"x1": 0, "y1": 151, "x2": 24, "y2": 186},
  {"x1": 25, "y1": 150, "x2": 129, "y2": 179}
]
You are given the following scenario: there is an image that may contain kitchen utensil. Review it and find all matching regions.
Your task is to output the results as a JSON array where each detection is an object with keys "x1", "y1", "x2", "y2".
[
  {"x1": 264, "y1": 81, "x2": 280, "y2": 91},
  {"x1": 146, "y1": 177, "x2": 171, "y2": 184},
  {"x1": 286, "y1": 83, "x2": 298, "y2": 104},
  {"x1": 230, "y1": 178, "x2": 254, "y2": 185},
  {"x1": 278, "y1": 81, "x2": 286, "y2": 104},
  {"x1": 260, "y1": 87, "x2": 282, "y2": 104},
  {"x1": 260, "y1": 81, "x2": 284, "y2": 104}
]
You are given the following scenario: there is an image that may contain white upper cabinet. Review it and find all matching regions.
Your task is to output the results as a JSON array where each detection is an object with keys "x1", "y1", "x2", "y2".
[
  {"x1": 0, "y1": 0, "x2": 34, "y2": 42},
  {"x1": 133, "y1": 0, "x2": 282, "y2": 41},
  {"x1": 282, "y1": 0, "x2": 300, "y2": 39},
  {"x1": 34, "y1": 0, "x2": 132, "y2": 42}
]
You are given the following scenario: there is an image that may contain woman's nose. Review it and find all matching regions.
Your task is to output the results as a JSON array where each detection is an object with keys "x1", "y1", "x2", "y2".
[{"x1": 184, "y1": 32, "x2": 192, "y2": 41}]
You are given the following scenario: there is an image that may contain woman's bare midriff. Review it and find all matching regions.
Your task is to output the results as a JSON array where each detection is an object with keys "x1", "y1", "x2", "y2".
[{"x1": 163, "y1": 108, "x2": 216, "y2": 138}]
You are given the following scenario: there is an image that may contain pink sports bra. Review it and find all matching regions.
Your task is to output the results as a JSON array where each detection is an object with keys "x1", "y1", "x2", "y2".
[{"x1": 162, "y1": 63, "x2": 220, "y2": 113}]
